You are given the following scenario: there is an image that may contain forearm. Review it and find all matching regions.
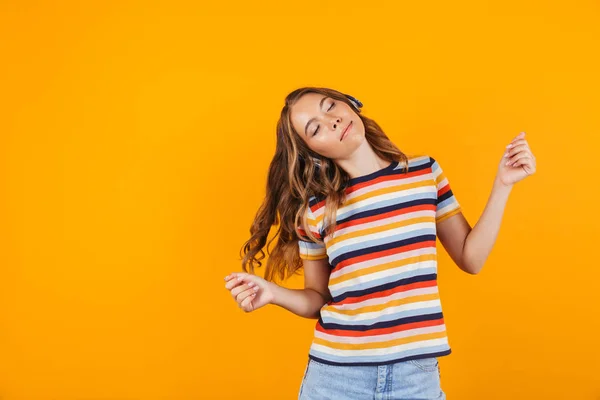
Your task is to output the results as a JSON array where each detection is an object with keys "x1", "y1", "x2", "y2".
[
  {"x1": 462, "y1": 177, "x2": 513, "y2": 274},
  {"x1": 269, "y1": 283, "x2": 327, "y2": 319}
]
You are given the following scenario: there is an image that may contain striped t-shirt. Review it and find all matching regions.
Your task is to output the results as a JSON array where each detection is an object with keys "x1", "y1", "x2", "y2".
[{"x1": 297, "y1": 155, "x2": 462, "y2": 366}]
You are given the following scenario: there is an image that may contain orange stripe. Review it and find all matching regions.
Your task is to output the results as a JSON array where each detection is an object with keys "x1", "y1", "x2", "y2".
[
  {"x1": 345, "y1": 165, "x2": 429, "y2": 194},
  {"x1": 332, "y1": 239, "x2": 436, "y2": 274},
  {"x1": 436, "y1": 207, "x2": 462, "y2": 223},
  {"x1": 313, "y1": 330, "x2": 447, "y2": 350},
  {"x1": 335, "y1": 203, "x2": 435, "y2": 232},
  {"x1": 323, "y1": 292, "x2": 440, "y2": 316},
  {"x1": 334, "y1": 279, "x2": 437, "y2": 306},
  {"x1": 329, "y1": 253, "x2": 436, "y2": 286}
]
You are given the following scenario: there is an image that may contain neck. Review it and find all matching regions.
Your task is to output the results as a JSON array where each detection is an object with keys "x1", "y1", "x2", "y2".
[{"x1": 335, "y1": 140, "x2": 390, "y2": 180}]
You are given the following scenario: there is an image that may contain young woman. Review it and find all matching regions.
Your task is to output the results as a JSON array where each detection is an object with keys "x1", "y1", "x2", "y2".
[{"x1": 224, "y1": 87, "x2": 536, "y2": 399}]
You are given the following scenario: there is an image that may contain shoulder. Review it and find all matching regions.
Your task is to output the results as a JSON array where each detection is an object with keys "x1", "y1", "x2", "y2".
[
  {"x1": 402, "y1": 154, "x2": 435, "y2": 170},
  {"x1": 422, "y1": 154, "x2": 441, "y2": 171}
]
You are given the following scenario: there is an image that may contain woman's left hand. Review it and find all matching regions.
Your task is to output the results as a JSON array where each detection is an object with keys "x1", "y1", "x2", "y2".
[{"x1": 497, "y1": 132, "x2": 537, "y2": 187}]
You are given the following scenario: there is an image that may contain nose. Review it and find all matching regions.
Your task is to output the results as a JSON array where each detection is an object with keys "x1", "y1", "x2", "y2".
[{"x1": 329, "y1": 116, "x2": 342, "y2": 131}]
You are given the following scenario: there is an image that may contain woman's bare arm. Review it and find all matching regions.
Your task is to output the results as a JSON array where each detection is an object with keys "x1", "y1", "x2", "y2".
[{"x1": 270, "y1": 257, "x2": 331, "y2": 319}]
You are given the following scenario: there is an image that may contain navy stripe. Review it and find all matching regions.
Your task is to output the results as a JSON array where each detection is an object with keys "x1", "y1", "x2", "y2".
[
  {"x1": 330, "y1": 234, "x2": 437, "y2": 266},
  {"x1": 308, "y1": 348, "x2": 451, "y2": 367},
  {"x1": 386, "y1": 159, "x2": 431, "y2": 177},
  {"x1": 337, "y1": 197, "x2": 436, "y2": 226},
  {"x1": 330, "y1": 273, "x2": 438, "y2": 303},
  {"x1": 437, "y1": 188, "x2": 455, "y2": 204},
  {"x1": 318, "y1": 311, "x2": 444, "y2": 331}
]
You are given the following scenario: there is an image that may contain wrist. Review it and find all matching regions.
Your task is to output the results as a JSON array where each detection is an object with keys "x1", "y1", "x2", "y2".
[
  {"x1": 493, "y1": 176, "x2": 514, "y2": 193},
  {"x1": 267, "y1": 281, "x2": 281, "y2": 306}
]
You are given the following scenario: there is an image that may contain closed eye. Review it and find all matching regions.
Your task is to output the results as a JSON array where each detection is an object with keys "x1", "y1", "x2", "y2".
[{"x1": 313, "y1": 102, "x2": 335, "y2": 136}]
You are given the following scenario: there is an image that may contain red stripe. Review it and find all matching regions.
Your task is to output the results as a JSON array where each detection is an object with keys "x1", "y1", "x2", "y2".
[
  {"x1": 313, "y1": 199, "x2": 326, "y2": 210},
  {"x1": 437, "y1": 183, "x2": 450, "y2": 198},
  {"x1": 335, "y1": 279, "x2": 437, "y2": 306},
  {"x1": 297, "y1": 226, "x2": 322, "y2": 240},
  {"x1": 345, "y1": 167, "x2": 428, "y2": 194},
  {"x1": 335, "y1": 203, "x2": 434, "y2": 231},
  {"x1": 309, "y1": 166, "x2": 432, "y2": 235},
  {"x1": 332, "y1": 239, "x2": 436, "y2": 274}
]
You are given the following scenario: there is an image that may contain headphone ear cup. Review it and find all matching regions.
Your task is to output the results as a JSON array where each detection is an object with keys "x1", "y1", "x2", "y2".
[
  {"x1": 344, "y1": 93, "x2": 363, "y2": 110},
  {"x1": 299, "y1": 154, "x2": 322, "y2": 170}
]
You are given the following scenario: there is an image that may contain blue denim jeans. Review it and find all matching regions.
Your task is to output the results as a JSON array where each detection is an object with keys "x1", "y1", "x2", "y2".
[{"x1": 298, "y1": 357, "x2": 445, "y2": 400}]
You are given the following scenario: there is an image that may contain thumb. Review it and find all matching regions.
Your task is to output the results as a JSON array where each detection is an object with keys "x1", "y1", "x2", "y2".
[
  {"x1": 234, "y1": 272, "x2": 258, "y2": 284},
  {"x1": 235, "y1": 272, "x2": 269, "y2": 289}
]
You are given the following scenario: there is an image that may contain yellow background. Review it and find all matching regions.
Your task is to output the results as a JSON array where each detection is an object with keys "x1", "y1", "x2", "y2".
[{"x1": 1, "y1": 1, "x2": 599, "y2": 399}]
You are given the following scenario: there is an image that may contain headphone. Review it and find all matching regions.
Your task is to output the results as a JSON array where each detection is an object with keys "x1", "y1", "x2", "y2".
[{"x1": 344, "y1": 93, "x2": 363, "y2": 111}]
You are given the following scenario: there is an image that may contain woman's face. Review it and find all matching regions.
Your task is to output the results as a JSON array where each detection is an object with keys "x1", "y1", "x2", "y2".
[{"x1": 290, "y1": 93, "x2": 365, "y2": 159}]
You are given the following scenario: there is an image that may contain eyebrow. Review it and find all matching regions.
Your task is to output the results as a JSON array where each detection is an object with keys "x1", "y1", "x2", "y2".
[{"x1": 304, "y1": 96, "x2": 329, "y2": 136}]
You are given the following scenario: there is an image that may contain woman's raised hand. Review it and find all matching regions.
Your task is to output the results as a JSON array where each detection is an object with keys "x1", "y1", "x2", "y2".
[
  {"x1": 497, "y1": 131, "x2": 537, "y2": 186},
  {"x1": 224, "y1": 272, "x2": 275, "y2": 312}
]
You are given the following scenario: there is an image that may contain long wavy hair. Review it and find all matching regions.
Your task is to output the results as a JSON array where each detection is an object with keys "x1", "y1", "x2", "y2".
[{"x1": 239, "y1": 87, "x2": 411, "y2": 282}]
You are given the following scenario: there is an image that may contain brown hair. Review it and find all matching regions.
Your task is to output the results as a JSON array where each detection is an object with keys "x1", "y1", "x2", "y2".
[{"x1": 239, "y1": 86, "x2": 411, "y2": 282}]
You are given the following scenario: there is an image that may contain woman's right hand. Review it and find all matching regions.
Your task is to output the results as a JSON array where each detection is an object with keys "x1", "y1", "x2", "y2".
[{"x1": 224, "y1": 272, "x2": 275, "y2": 312}]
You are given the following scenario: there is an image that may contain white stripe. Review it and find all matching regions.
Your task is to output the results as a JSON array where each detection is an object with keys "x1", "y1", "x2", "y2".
[
  {"x1": 326, "y1": 286, "x2": 439, "y2": 311},
  {"x1": 329, "y1": 246, "x2": 435, "y2": 280},
  {"x1": 327, "y1": 222, "x2": 434, "y2": 255},
  {"x1": 436, "y1": 203, "x2": 459, "y2": 218},
  {"x1": 321, "y1": 299, "x2": 441, "y2": 322},
  {"x1": 336, "y1": 186, "x2": 437, "y2": 217},
  {"x1": 334, "y1": 209, "x2": 434, "y2": 237},
  {"x1": 329, "y1": 259, "x2": 437, "y2": 292},
  {"x1": 314, "y1": 323, "x2": 446, "y2": 344},
  {"x1": 344, "y1": 172, "x2": 434, "y2": 201},
  {"x1": 435, "y1": 176, "x2": 449, "y2": 188},
  {"x1": 311, "y1": 337, "x2": 449, "y2": 357}
]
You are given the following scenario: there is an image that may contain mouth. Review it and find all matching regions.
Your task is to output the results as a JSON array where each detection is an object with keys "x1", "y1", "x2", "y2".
[{"x1": 340, "y1": 121, "x2": 352, "y2": 141}]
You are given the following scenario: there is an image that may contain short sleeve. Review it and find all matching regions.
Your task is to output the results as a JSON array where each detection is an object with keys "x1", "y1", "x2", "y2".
[
  {"x1": 297, "y1": 205, "x2": 328, "y2": 260},
  {"x1": 430, "y1": 156, "x2": 462, "y2": 223}
]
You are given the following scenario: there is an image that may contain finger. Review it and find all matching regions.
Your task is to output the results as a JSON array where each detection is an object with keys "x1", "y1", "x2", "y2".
[
  {"x1": 511, "y1": 132, "x2": 526, "y2": 142},
  {"x1": 235, "y1": 284, "x2": 260, "y2": 299},
  {"x1": 226, "y1": 272, "x2": 254, "y2": 288},
  {"x1": 506, "y1": 152, "x2": 532, "y2": 166},
  {"x1": 506, "y1": 139, "x2": 529, "y2": 150},
  {"x1": 504, "y1": 145, "x2": 527, "y2": 159},
  {"x1": 509, "y1": 139, "x2": 528, "y2": 147},
  {"x1": 513, "y1": 158, "x2": 536, "y2": 173},
  {"x1": 235, "y1": 272, "x2": 248, "y2": 280},
  {"x1": 231, "y1": 283, "x2": 254, "y2": 297},
  {"x1": 225, "y1": 277, "x2": 245, "y2": 291},
  {"x1": 236, "y1": 287, "x2": 258, "y2": 304},
  {"x1": 234, "y1": 273, "x2": 255, "y2": 285},
  {"x1": 240, "y1": 292, "x2": 257, "y2": 311},
  {"x1": 512, "y1": 155, "x2": 534, "y2": 166},
  {"x1": 504, "y1": 144, "x2": 530, "y2": 158},
  {"x1": 246, "y1": 280, "x2": 257, "y2": 289},
  {"x1": 231, "y1": 280, "x2": 260, "y2": 297}
]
